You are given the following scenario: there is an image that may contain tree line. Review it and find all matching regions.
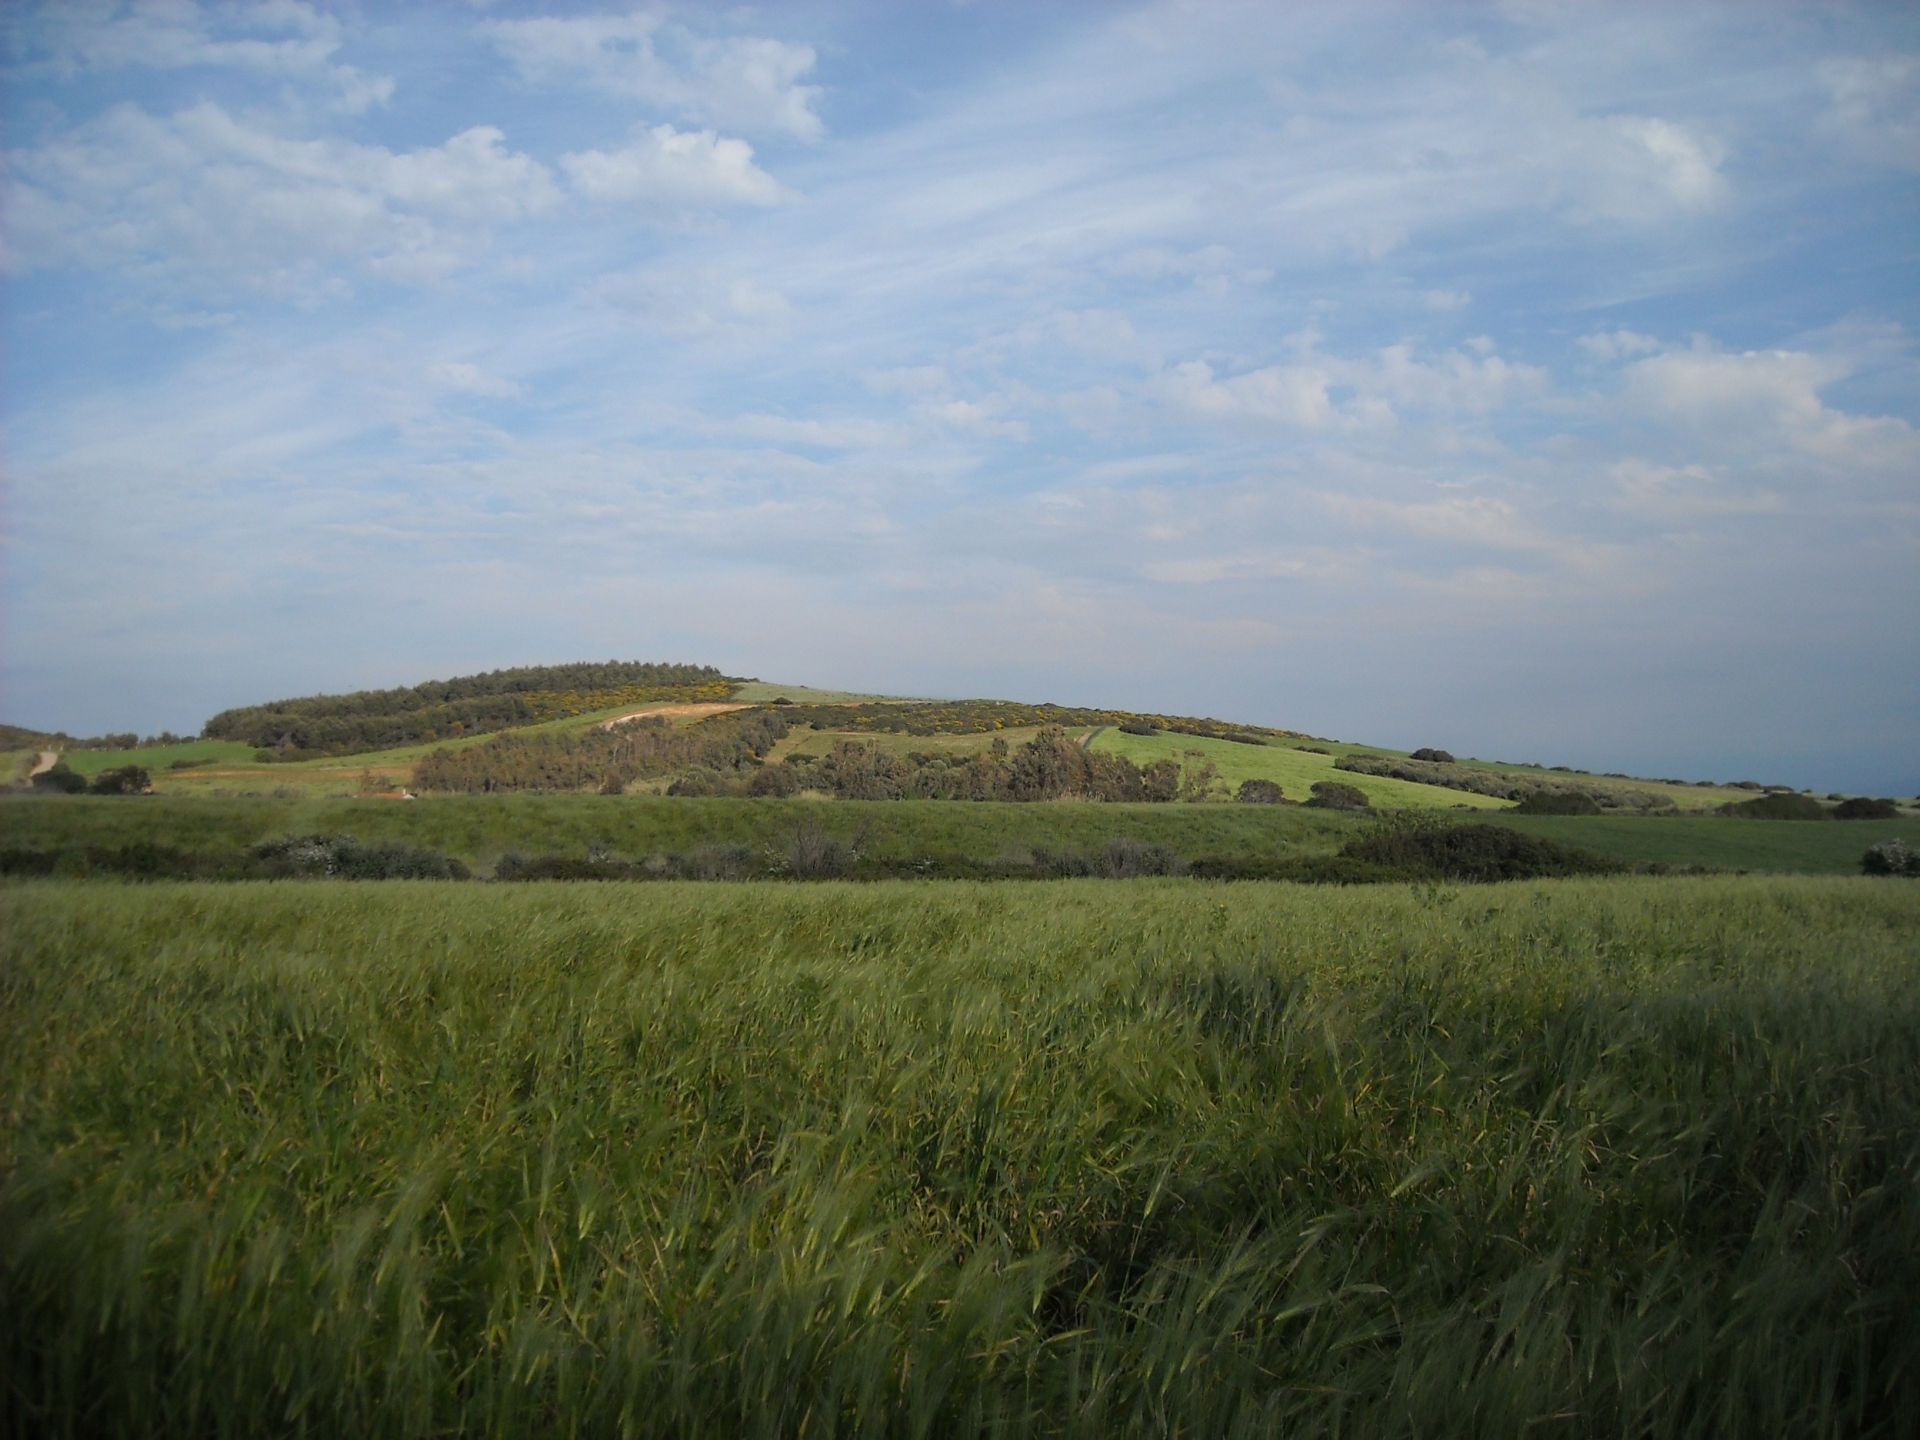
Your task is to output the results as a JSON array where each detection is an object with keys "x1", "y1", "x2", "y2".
[
  {"x1": 202, "y1": 661, "x2": 731, "y2": 755},
  {"x1": 413, "y1": 716, "x2": 1243, "y2": 804}
]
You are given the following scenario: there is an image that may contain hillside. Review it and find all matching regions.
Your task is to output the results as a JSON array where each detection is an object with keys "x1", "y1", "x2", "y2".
[{"x1": 7, "y1": 661, "x2": 1913, "y2": 836}]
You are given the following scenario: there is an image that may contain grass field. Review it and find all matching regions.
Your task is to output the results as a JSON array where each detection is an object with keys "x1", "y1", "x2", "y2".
[
  {"x1": 0, "y1": 793, "x2": 1360, "y2": 871},
  {"x1": 1090, "y1": 728, "x2": 1511, "y2": 810},
  {"x1": 3, "y1": 877, "x2": 1916, "y2": 1437},
  {"x1": 730, "y1": 680, "x2": 919, "y2": 704},
  {"x1": 1476, "y1": 812, "x2": 1920, "y2": 875}
]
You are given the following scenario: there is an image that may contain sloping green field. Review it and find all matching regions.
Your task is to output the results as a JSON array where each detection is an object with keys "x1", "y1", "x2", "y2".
[
  {"x1": 1090, "y1": 728, "x2": 1510, "y2": 809},
  {"x1": 1476, "y1": 813, "x2": 1920, "y2": 875}
]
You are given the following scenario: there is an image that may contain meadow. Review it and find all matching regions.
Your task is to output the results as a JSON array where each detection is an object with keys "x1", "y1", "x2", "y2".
[
  {"x1": 0, "y1": 793, "x2": 1358, "y2": 873},
  {"x1": 7, "y1": 792, "x2": 1917, "y2": 879},
  {"x1": 3, "y1": 877, "x2": 1916, "y2": 1437},
  {"x1": 1477, "y1": 812, "x2": 1920, "y2": 876},
  {"x1": 1089, "y1": 729, "x2": 1510, "y2": 810}
]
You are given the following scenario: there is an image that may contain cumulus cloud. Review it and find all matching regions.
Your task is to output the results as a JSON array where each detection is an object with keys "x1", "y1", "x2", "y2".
[
  {"x1": 3, "y1": 102, "x2": 557, "y2": 293},
  {"x1": 1153, "y1": 359, "x2": 1338, "y2": 429},
  {"x1": 561, "y1": 125, "x2": 792, "y2": 209},
  {"x1": 483, "y1": 10, "x2": 824, "y2": 141}
]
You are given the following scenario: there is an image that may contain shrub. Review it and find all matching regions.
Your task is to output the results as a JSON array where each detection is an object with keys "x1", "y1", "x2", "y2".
[
  {"x1": 1306, "y1": 780, "x2": 1370, "y2": 810},
  {"x1": 1097, "y1": 836, "x2": 1183, "y2": 877},
  {"x1": 747, "y1": 763, "x2": 802, "y2": 798},
  {"x1": 1512, "y1": 789, "x2": 1602, "y2": 816},
  {"x1": 88, "y1": 766, "x2": 151, "y2": 795},
  {"x1": 1339, "y1": 813, "x2": 1624, "y2": 882},
  {"x1": 1295, "y1": 745, "x2": 1330, "y2": 755},
  {"x1": 1834, "y1": 797, "x2": 1899, "y2": 821},
  {"x1": 29, "y1": 763, "x2": 89, "y2": 795},
  {"x1": 1117, "y1": 719, "x2": 1158, "y2": 735},
  {"x1": 1861, "y1": 840, "x2": 1920, "y2": 877},
  {"x1": 782, "y1": 819, "x2": 857, "y2": 879},
  {"x1": 249, "y1": 834, "x2": 468, "y2": 880},
  {"x1": 1720, "y1": 792, "x2": 1829, "y2": 820},
  {"x1": 1410, "y1": 748, "x2": 1455, "y2": 763},
  {"x1": 1235, "y1": 778, "x2": 1284, "y2": 804},
  {"x1": 671, "y1": 844, "x2": 756, "y2": 880}
]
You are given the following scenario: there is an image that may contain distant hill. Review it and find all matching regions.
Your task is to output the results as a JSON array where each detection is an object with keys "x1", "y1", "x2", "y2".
[{"x1": 199, "y1": 661, "x2": 734, "y2": 757}]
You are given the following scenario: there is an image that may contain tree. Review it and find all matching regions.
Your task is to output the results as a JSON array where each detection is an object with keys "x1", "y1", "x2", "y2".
[
  {"x1": 1306, "y1": 780, "x2": 1370, "y2": 810},
  {"x1": 88, "y1": 765, "x2": 151, "y2": 795}
]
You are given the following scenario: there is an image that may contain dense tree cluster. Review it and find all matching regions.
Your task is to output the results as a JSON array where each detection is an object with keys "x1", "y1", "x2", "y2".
[
  {"x1": 204, "y1": 661, "x2": 731, "y2": 755},
  {"x1": 412, "y1": 718, "x2": 1219, "y2": 804},
  {"x1": 767, "y1": 700, "x2": 1296, "y2": 745},
  {"x1": 412, "y1": 709, "x2": 787, "y2": 794}
]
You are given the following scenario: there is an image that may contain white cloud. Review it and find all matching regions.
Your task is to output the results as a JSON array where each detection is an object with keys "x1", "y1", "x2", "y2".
[
  {"x1": 9, "y1": 0, "x2": 393, "y2": 113},
  {"x1": 589, "y1": 267, "x2": 793, "y2": 339},
  {"x1": 1154, "y1": 359, "x2": 1337, "y2": 429},
  {"x1": 426, "y1": 361, "x2": 520, "y2": 399},
  {"x1": 483, "y1": 11, "x2": 824, "y2": 141},
  {"x1": 1423, "y1": 289, "x2": 1472, "y2": 312},
  {"x1": 3, "y1": 102, "x2": 557, "y2": 293},
  {"x1": 1608, "y1": 460, "x2": 1784, "y2": 520},
  {"x1": 1818, "y1": 55, "x2": 1920, "y2": 171},
  {"x1": 1579, "y1": 329, "x2": 1662, "y2": 361},
  {"x1": 561, "y1": 125, "x2": 792, "y2": 209}
]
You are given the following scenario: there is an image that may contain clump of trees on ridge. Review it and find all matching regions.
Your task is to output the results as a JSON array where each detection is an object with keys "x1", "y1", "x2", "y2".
[{"x1": 202, "y1": 661, "x2": 730, "y2": 756}]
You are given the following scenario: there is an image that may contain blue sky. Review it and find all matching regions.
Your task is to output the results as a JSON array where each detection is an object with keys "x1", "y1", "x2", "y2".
[{"x1": 3, "y1": 0, "x2": 1916, "y2": 791}]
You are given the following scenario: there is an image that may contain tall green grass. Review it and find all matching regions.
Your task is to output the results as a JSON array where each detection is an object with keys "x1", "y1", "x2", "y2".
[
  {"x1": 3, "y1": 878, "x2": 1917, "y2": 1436},
  {"x1": 0, "y1": 793, "x2": 1359, "y2": 870}
]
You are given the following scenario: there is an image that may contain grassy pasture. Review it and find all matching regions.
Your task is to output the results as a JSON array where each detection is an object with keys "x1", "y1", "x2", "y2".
[
  {"x1": 1476, "y1": 812, "x2": 1920, "y2": 875},
  {"x1": 730, "y1": 680, "x2": 918, "y2": 704},
  {"x1": 3, "y1": 877, "x2": 1917, "y2": 1437},
  {"x1": 57, "y1": 739, "x2": 258, "y2": 777},
  {"x1": 0, "y1": 792, "x2": 1359, "y2": 871},
  {"x1": 1298, "y1": 742, "x2": 1755, "y2": 812},
  {"x1": 1091, "y1": 728, "x2": 1511, "y2": 810}
]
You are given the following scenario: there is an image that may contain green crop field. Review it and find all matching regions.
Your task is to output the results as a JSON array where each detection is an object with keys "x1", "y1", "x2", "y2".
[
  {"x1": 1090, "y1": 728, "x2": 1511, "y2": 810},
  {"x1": 57, "y1": 739, "x2": 259, "y2": 777},
  {"x1": 3, "y1": 877, "x2": 1916, "y2": 1437},
  {"x1": 1476, "y1": 812, "x2": 1920, "y2": 875},
  {"x1": 0, "y1": 792, "x2": 1361, "y2": 872}
]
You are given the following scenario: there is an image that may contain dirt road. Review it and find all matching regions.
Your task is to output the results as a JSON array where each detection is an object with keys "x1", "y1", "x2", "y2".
[{"x1": 27, "y1": 750, "x2": 58, "y2": 777}]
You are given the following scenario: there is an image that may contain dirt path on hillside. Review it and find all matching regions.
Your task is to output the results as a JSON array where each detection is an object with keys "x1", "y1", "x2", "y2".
[
  {"x1": 28, "y1": 750, "x2": 58, "y2": 777},
  {"x1": 598, "y1": 702, "x2": 751, "y2": 730}
]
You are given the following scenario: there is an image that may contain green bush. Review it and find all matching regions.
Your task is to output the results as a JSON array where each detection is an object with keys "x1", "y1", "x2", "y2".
[
  {"x1": 1235, "y1": 778, "x2": 1283, "y2": 804},
  {"x1": 1338, "y1": 813, "x2": 1624, "y2": 882},
  {"x1": 1410, "y1": 747, "x2": 1456, "y2": 763},
  {"x1": 248, "y1": 834, "x2": 468, "y2": 880},
  {"x1": 1512, "y1": 789, "x2": 1603, "y2": 816},
  {"x1": 88, "y1": 765, "x2": 151, "y2": 796},
  {"x1": 1720, "y1": 792, "x2": 1829, "y2": 820},
  {"x1": 29, "y1": 763, "x2": 89, "y2": 795},
  {"x1": 1834, "y1": 797, "x2": 1900, "y2": 821},
  {"x1": 1861, "y1": 840, "x2": 1919, "y2": 877},
  {"x1": 1305, "y1": 780, "x2": 1370, "y2": 810}
]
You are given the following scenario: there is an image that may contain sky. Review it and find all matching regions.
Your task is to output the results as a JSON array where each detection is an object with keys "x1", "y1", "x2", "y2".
[{"x1": 2, "y1": 0, "x2": 1916, "y2": 793}]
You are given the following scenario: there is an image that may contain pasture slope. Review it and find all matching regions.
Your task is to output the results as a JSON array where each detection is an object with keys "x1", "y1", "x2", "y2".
[{"x1": 3, "y1": 878, "x2": 1916, "y2": 1437}]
